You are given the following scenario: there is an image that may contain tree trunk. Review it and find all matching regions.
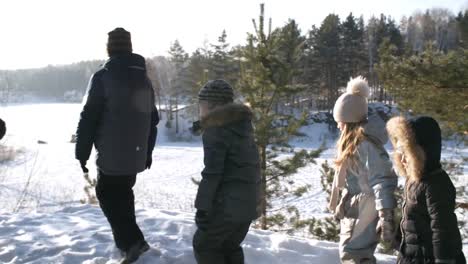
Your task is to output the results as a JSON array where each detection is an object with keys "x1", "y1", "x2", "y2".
[
  {"x1": 175, "y1": 96, "x2": 179, "y2": 134},
  {"x1": 168, "y1": 98, "x2": 173, "y2": 121},
  {"x1": 157, "y1": 91, "x2": 162, "y2": 120},
  {"x1": 260, "y1": 145, "x2": 268, "y2": 230},
  {"x1": 327, "y1": 67, "x2": 333, "y2": 112},
  {"x1": 378, "y1": 85, "x2": 382, "y2": 102}
]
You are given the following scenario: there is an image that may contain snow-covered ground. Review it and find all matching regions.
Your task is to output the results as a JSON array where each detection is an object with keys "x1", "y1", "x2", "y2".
[
  {"x1": 0, "y1": 103, "x2": 466, "y2": 263},
  {"x1": 0, "y1": 205, "x2": 399, "y2": 264}
]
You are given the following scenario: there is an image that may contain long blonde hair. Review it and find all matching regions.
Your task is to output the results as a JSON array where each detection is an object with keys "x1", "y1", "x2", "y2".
[{"x1": 335, "y1": 122, "x2": 366, "y2": 169}]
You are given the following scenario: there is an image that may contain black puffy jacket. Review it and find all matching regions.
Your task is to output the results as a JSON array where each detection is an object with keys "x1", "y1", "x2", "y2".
[
  {"x1": 387, "y1": 116, "x2": 465, "y2": 264},
  {"x1": 399, "y1": 169, "x2": 464, "y2": 264},
  {"x1": 195, "y1": 103, "x2": 261, "y2": 222},
  {"x1": 75, "y1": 53, "x2": 159, "y2": 175}
]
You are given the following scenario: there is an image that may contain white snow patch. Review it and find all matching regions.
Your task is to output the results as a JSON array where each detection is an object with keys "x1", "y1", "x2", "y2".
[{"x1": 0, "y1": 204, "x2": 398, "y2": 264}]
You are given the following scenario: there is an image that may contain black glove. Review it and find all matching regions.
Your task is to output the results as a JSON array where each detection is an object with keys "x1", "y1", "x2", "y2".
[
  {"x1": 189, "y1": 121, "x2": 202, "y2": 136},
  {"x1": 195, "y1": 210, "x2": 210, "y2": 230},
  {"x1": 146, "y1": 156, "x2": 152, "y2": 170},
  {"x1": 79, "y1": 160, "x2": 89, "y2": 173}
]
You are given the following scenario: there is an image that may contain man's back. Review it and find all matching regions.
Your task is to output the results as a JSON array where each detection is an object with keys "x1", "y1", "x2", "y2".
[
  {"x1": 76, "y1": 53, "x2": 157, "y2": 175},
  {"x1": 96, "y1": 54, "x2": 154, "y2": 175}
]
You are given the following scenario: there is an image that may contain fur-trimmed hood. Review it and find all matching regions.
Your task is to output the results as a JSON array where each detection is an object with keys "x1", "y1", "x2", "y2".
[
  {"x1": 201, "y1": 103, "x2": 253, "y2": 132},
  {"x1": 386, "y1": 116, "x2": 442, "y2": 182}
]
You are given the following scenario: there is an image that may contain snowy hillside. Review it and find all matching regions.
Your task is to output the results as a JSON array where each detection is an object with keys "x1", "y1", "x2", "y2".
[
  {"x1": 0, "y1": 103, "x2": 332, "y2": 216},
  {"x1": 0, "y1": 204, "x2": 398, "y2": 264}
]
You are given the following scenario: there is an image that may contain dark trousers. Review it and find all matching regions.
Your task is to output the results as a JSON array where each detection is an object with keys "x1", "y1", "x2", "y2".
[
  {"x1": 193, "y1": 210, "x2": 251, "y2": 264},
  {"x1": 95, "y1": 170, "x2": 144, "y2": 251},
  {"x1": 397, "y1": 251, "x2": 466, "y2": 264}
]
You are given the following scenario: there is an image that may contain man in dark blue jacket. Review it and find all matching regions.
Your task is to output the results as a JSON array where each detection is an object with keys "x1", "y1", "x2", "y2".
[{"x1": 75, "y1": 28, "x2": 159, "y2": 264}]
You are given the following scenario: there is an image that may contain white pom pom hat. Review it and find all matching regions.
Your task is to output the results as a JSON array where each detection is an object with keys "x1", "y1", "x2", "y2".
[{"x1": 333, "y1": 76, "x2": 370, "y2": 123}]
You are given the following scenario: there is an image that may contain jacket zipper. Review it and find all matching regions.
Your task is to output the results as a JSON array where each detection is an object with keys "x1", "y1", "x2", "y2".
[{"x1": 400, "y1": 182, "x2": 409, "y2": 254}]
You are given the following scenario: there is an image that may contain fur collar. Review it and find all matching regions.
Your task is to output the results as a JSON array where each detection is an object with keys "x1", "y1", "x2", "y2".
[
  {"x1": 386, "y1": 116, "x2": 426, "y2": 182},
  {"x1": 201, "y1": 103, "x2": 253, "y2": 128}
]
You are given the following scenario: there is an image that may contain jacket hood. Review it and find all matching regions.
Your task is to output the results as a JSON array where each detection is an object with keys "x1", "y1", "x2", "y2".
[
  {"x1": 386, "y1": 116, "x2": 442, "y2": 182},
  {"x1": 363, "y1": 112, "x2": 388, "y2": 145},
  {"x1": 104, "y1": 53, "x2": 146, "y2": 71},
  {"x1": 201, "y1": 103, "x2": 254, "y2": 136},
  {"x1": 409, "y1": 116, "x2": 442, "y2": 173}
]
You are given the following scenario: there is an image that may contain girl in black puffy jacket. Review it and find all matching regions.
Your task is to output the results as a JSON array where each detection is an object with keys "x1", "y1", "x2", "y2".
[{"x1": 386, "y1": 116, "x2": 466, "y2": 264}]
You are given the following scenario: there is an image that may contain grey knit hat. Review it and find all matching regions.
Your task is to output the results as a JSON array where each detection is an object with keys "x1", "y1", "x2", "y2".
[
  {"x1": 333, "y1": 76, "x2": 370, "y2": 123},
  {"x1": 107, "y1": 27, "x2": 132, "y2": 57},
  {"x1": 198, "y1": 80, "x2": 234, "y2": 103}
]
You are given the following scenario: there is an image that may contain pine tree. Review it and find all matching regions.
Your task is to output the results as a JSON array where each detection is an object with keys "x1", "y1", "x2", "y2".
[
  {"x1": 168, "y1": 40, "x2": 189, "y2": 133},
  {"x1": 210, "y1": 30, "x2": 236, "y2": 84},
  {"x1": 457, "y1": 10, "x2": 468, "y2": 48},
  {"x1": 310, "y1": 161, "x2": 340, "y2": 241},
  {"x1": 386, "y1": 17, "x2": 404, "y2": 55},
  {"x1": 299, "y1": 26, "x2": 322, "y2": 110},
  {"x1": 377, "y1": 40, "x2": 468, "y2": 136},
  {"x1": 273, "y1": 19, "x2": 307, "y2": 112},
  {"x1": 422, "y1": 10, "x2": 436, "y2": 45},
  {"x1": 342, "y1": 13, "x2": 368, "y2": 79},
  {"x1": 290, "y1": 161, "x2": 339, "y2": 241},
  {"x1": 189, "y1": 49, "x2": 210, "y2": 91},
  {"x1": 186, "y1": 48, "x2": 211, "y2": 120},
  {"x1": 239, "y1": 4, "x2": 322, "y2": 231},
  {"x1": 275, "y1": 19, "x2": 305, "y2": 82},
  {"x1": 367, "y1": 14, "x2": 404, "y2": 101},
  {"x1": 229, "y1": 44, "x2": 245, "y2": 89},
  {"x1": 308, "y1": 14, "x2": 344, "y2": 110}
]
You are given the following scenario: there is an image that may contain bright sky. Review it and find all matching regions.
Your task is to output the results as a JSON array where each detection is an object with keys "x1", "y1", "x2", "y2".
[{"x1": 1, "y1": 0, "x2": 466, "y2": 70}]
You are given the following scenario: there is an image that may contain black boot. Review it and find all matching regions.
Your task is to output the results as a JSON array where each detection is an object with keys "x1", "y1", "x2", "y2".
[{"x1": 120, "y1": 240, "x2": 150, "y2": 264}]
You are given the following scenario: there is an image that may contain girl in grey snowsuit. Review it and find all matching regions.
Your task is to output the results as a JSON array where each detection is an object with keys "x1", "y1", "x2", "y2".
[{"x1": 330, "y1": 76, "x2": 398, "y2": 264}]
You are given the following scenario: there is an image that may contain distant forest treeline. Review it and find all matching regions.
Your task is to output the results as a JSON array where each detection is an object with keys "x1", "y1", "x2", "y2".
[{"x1": 0, "y1": 8, "x2": 467, "y2": 122}]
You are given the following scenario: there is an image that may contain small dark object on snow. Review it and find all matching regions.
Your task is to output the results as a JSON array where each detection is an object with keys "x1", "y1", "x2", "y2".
[
  {"x1": 37, "y1": 140, "x2": 47, "y2": 144},
  {"x1": 120, "y1": 240, "x2": 150, "y2": 264},
  {"x1": 0, "y1": 118, "x2": 5, "y2": 140}
]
